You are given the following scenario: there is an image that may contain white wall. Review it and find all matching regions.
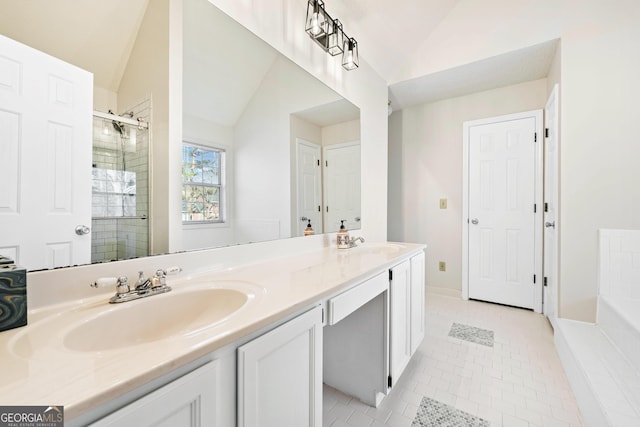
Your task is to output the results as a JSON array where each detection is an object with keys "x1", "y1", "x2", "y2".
[
  {"x1": 559, "y1": 0, "x2": 640, "y2": 321},
  {"x1": 118, "y1": 0, "x2": 172, "y2": 255},
  {"x1": 93, "y1": 86, "x2": 118, "y2": 112},
  {"x1": 233, "y1": 55, "x2": 354, "y2": 242},
  {"x1": 322, "y1": 119, "x2": 360, "y2": 147},
  {"x1": 390, "y1": 0, "x2": 640, "y2": 322},
  {"x1": 388, "y1": 79, "x2": 548, "y2": 296},
  {"x1": 392, "y1": 0, "x2": 561, "y2": 84}
]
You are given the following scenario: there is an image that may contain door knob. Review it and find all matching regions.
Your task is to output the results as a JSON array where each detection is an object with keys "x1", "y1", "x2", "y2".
[
  {"x1": 471, "y1": 218, "x2": 479, "y2": 225},
  {"x1": 75, "y1": 225, "x2": 91, "y2": 235},
  {"x1": 545, "y1": 221, "x2": 556, "y2": 229}
]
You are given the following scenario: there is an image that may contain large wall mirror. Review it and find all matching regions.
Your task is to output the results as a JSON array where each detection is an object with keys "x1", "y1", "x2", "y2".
[{"x1": 0, "y1": 0, "x2": 361, "y2": 272}]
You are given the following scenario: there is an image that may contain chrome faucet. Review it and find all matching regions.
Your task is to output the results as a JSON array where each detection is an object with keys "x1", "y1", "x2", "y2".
[
  {"x1": 349, "y1": 236, "x2": 365, "y2": 248},
  {"x1": 134, "y1": 271, "x2": 152, "y2": 292},
  {"x1": 92, "y1": 267, "x2": 181, "y2": 303}
]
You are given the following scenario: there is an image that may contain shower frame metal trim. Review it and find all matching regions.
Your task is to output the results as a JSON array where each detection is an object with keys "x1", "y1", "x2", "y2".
[{"x1": 93, "y1": 110, "x2": 149, "y2": 129}]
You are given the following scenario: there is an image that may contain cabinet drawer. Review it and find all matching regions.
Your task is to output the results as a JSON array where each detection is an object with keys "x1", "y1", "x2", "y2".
[{"x1": 328, "y1": 271, "x2": 388, "y2": 325}]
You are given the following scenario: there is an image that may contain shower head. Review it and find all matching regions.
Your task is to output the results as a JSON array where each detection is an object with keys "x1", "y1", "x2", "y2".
[{"x1": 112, "y1": 120, "x2": 125, "y2": 136}]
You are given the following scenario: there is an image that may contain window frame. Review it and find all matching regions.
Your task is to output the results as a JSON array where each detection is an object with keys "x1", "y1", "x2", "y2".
[{"x1": 181, "y1": 141, "x2": 226, "y2": 225}]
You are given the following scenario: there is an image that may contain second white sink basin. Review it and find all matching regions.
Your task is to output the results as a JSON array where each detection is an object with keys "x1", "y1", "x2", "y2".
[{"x1": 353, "y1": 243, "x2": 405, "y2": 255}]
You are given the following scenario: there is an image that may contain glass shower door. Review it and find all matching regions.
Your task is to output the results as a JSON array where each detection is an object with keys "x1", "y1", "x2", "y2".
[{"x1": 91, "y1": 113, "x2": 150, "y2": 263}]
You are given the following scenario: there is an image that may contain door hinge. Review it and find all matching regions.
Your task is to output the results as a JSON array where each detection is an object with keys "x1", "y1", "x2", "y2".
[
  {"x1": 317, "y1": 159, "x2": 320, "y2": 166},
  {"x1": 534, "y1": 274, "x2": 536, "y2": 284},
  {"x1": 544, "y1": 277, "x2": 548, "y2": 287},
  {"x1": 318, "y1": 205, "x2": 321, "y2": 212},
  {"x1": 325, "y1": 160, "x2": 328, "y2": 167},
  {"x1": 534, "y1": 132, "x2": 537, "y2": 142},
  {"x1": 388, "y1": 375, "x2": 392, "y2": 388},
  {"x1": 534, "y1": 204, "x2": 537, "y2": 213},
  {"x1": 545, "y1": 128, "x2": 549, "y2": 138},
  {"x1": 389, "y1": 270, "x2": 393, "y2": 281},
  {"x1": 326, "y1": 206, "x2": 329, "y2": 212},
  {"x1": 544, "y1": 202, "x2": 549, "y2": 212}
]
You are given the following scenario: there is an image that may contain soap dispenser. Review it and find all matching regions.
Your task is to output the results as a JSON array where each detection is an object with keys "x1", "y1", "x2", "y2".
[
  {"x1": 304, "y1": 219, "x2": 315, "y2": 236},
  {"x1": 337, "y1": 220, "x2": 350, "y2": 249}
]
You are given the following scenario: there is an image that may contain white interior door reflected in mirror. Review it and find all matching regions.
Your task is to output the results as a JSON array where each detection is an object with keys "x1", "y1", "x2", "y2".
[
  {"x1": 324, "y1": 142, "x2": 361, "y2": 233},
  {"x1": 296, "y1": 139, "x2": 322, "y2": 237},
  {"x1": 0, "y1": 34, "x2": 92, "y2": 271}
]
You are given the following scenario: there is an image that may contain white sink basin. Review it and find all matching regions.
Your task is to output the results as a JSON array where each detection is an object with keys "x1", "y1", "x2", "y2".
[
  {"x1": 10, "y1": 282, "x2": 261, "y2": 357},
  {"x1": 352, "y1": 243, "x2": 405, "y2": 255},
  {"x1": 65, "y1": 288, "x2": 248, "y2": 352}
]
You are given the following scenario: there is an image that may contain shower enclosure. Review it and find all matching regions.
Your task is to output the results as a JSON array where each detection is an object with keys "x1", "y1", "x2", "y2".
[{"x1": 91, "y1": 110, "x2": 150, "y2": 263}]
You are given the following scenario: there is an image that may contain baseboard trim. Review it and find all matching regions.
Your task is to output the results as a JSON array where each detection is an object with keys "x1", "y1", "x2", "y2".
[{"x1": 426, "y1": 286, "x2": 461, "y2": 299}]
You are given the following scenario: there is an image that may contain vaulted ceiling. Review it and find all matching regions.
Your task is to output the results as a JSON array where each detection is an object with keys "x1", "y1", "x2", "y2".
[
  {"x1": 0, "y1": 0, "x2": 149, "y2": 92},
  {"x1": 0, "y1": 0, "x2": 556, "y2": 112}
]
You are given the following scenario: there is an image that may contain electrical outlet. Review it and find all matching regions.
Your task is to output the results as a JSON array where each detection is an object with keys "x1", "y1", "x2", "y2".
[
  {"x1": 439, "y1": 261, "x2": 446, "y2": 272},
  {"x1": 439, "y1": 198, "x2": 447, "y2": 209}
]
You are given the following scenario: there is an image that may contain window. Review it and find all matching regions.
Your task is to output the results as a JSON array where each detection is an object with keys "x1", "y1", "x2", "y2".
[{"x1": 182, "y1": 143, "x2": 225, "y2": 223}]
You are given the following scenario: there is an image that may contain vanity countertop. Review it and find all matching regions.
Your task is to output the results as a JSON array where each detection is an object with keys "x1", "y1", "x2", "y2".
[{"x1": 0, "y1": 242, "x2": 425, "y2": 420}]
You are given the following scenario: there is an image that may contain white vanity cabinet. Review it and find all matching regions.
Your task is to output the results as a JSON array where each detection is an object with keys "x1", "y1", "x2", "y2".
[
  {"x1": 389, "y1": 251, "x2": 426, "y2": 387},
  {"x1": 237, "y1": 305, "x2": 323, "y2": 427},
  {"x1": 389, "y1": 259, "x2": 412, "y2": 387},
  {"x1": 89, "y1": 361, "x2": 220, "y2": 427},
  {"x1": 323, "y1": 250, "x2": 426, "y2": 405},
  {"x1": 410, "y1": 251, "x2": 426, "y2": 354}
]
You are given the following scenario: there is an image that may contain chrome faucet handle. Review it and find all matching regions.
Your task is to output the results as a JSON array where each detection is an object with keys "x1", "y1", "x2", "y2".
[
  {"x1": 134, "y1": 270, "x2": 152, "y2": 291},
  {"x1": 91, "y1": 276, "x2": 130, "y2": 295},
  {"x1": 348, "y1": 236, "x2": 365, "y2": 247},
  {"x1": 116, "y1": 276, "x2": 130, "y2": 295},
  {"x1": 152, "y1": 269, "x2": 167, "y2": 288}
]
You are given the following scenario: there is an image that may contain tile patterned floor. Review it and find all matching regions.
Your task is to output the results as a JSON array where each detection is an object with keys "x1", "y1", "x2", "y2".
[
  {"x1": 448, "y1": 323, "x2": 495, "y2": 347},
  {"x1": 412, "y1": 396, "x2": 490, "y2": 427},
  {"x1": 323, "y1": 294, "x2": 584, "y2": 427}
]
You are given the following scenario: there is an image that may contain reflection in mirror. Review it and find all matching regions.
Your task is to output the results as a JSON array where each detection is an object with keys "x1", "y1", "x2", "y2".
[
  {"x1": 91, "y1": 111, "x2": 150, "y2": 264},
  {"x1": 181, "y1": 0, "x2": 360, "y2": 252},
  {"x1": 0, "y1": 0, "x2": 360, "y2": 271}
]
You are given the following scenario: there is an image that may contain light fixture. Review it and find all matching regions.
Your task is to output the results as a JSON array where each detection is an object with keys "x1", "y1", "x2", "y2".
[
  {"x1": 342, "y1": 37, "x2": 359, "y2": 70},
  {"x1": 305, "y1": 0, "x2": 328, "y2": 39},
  {"x1": 305, "y1": 1, "x2": 358, "y2": 71},
  {"x1": 327, "y1": 19, "x2": 344, "y2": 56}
]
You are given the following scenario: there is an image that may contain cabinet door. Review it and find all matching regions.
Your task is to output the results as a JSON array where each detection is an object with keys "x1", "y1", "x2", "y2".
[
  {"x1": 389, "y1": 260, "x2": 411, "y2": 387},
  {"x1": 238, "y1": 306, "x2": 323, "y2": 427},
  {"x1": 90, "y1": 361, "x2": 218, "y2": 427},
  {"x1": 410, "y1": 252, "x2": 426, "y2": 354}
]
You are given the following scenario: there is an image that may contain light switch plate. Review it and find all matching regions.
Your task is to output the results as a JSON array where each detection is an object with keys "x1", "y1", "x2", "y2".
[{"x1": 439, "y1": 198, "x2": 447, "y2": 209}]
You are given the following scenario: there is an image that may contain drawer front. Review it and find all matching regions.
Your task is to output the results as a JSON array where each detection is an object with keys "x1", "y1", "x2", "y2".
[{"x1": 328, "y1": 271, "x2": 388, "y2": 325}]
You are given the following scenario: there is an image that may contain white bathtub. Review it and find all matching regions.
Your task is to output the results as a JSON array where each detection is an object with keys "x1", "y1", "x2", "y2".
[{"x1": 598, "y1": 295, "x2": 640, "y2": 373}]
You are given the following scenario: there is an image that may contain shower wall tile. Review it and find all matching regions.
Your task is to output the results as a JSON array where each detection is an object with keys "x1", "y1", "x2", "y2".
[{"x1": 92, "y1": 98, "x2": 151, "y2": 263}]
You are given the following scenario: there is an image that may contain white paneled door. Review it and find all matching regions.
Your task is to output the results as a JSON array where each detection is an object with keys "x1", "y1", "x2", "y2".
[
  {"x1": 0, "y1": 34, "x2": 93, "y2": 270},
  {"x1": 544, "y1": 85, "x2": 560, "y2": 327},
  {"x1": 296, "y1": 139, "x2": 322, "y2": 236},
  {"x1": 324, "y1": 142, "x2": 361, "y2": 233},
  {"x1": 466, "y1": 112, "x2": 542, "y2": 310}
]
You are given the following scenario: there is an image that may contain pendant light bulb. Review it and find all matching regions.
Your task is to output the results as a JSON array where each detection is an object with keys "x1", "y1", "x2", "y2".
[{"x1": 310, "y1": 13, "x2": 321, "y2": 36}]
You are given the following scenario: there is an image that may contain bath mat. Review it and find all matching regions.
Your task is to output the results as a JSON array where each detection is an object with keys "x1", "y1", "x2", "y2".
[
  {"x1": 448, "y1": 323, "x2": 494, "y2": 347},
  {"x1": 412, "y1": 396, "x2": 490, "y2": 427}
]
